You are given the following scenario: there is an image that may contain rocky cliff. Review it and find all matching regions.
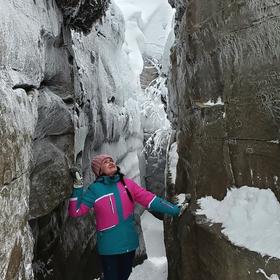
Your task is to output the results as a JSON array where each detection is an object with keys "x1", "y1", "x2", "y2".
[
  {"x1": 167, "y1": 0, "x2": 280, "y2": 279},
  {"x1": 3, "y1": 0, "x2": 279, "y2": 279},
  {"x1": 0, "y1": 0, "x2": 147, "y2": 279}
]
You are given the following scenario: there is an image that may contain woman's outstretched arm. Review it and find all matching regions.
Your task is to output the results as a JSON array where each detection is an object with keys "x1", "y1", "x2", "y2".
[
  {"x1": 68, "y1": 184, "x2": 95, "y2": 217},
  {"x1": 124, "y1": 178, "x2": 180, "y2": 216}
]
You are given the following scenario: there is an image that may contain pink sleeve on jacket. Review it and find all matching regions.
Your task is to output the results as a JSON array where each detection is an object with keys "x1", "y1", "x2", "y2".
[
  {"x1": 125, "y1": 178, "x2": 156, "y2": 208},
  {"x1": 68, "y1": 198, "x2": 91, "y2": 217}
]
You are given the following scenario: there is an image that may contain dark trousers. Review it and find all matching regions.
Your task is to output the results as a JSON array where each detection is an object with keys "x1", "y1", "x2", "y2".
[{"x1": 100, "y1": 250, "x2": 136, "y2": 280}]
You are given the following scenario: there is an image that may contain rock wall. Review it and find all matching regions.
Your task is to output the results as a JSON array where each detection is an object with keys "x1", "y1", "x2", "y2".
[
  {"x1": 167, "y1": 0, "x2": 280, "y2": 279},
  {"x1": 0, "y1": 74, "x2": 37, "y2": 280},
  {"x1": 0, "y1": 0, "x2": 146, "y2": 279}
]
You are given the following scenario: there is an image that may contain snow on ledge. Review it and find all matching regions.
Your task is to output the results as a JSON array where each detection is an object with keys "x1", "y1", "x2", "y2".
[
  {"x1": 176, "y1": 193, "x2": 187, "y2": 205},
  {"x1": 196, "y1": 186, "x2": 280, "y2": 259},
  {"x1": 257, "y1": 268, "x2": 279, "y2": 280},
  {"x1": 168, "y1": 142, "x2": 178, "y2": 184},
  {"x1": 203, "y1": 97, "x2": 224, "y2": 106}
]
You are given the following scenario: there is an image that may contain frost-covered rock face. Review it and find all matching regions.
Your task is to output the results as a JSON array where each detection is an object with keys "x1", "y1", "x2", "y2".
[
  {"x1": 0, "y1": 0, "x2": 63, "y2": 278},
  {"x1": 0, "y1": 0, "x2": 146, "y2": 279},
  {"x1": 70, "y1": 3, "x2": 144, "y2": 184},
  {"x1": 0, "y1": 73, "x2": 37, "y2": 280},
  {"x1": 29, "y1": 89, "x2": 74, "y2": 219},
  {"x1": 167, "y1": 0, "x2": 280, "y2": 279}
]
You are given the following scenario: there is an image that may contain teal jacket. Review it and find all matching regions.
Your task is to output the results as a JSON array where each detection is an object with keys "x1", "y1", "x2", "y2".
[{"x1": 68, "y1": 175, "x2": 180, "y2": 255}]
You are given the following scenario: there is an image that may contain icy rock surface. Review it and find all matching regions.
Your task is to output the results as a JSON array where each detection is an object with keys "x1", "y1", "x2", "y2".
[
  {"x1": 0, "y1": 0, "x2": 147, "y2": 279},
  {"x1": 166, "y1": 0, "x2": 280, "y2": 279},
  {"x1": 0, "y1": 73, "x2": 37, "y2": 280}
]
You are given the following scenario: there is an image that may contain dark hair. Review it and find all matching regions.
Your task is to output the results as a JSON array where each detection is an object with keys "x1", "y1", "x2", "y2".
[{"x1": 117, "y1": 167, "x2": 134, "y2": 202}]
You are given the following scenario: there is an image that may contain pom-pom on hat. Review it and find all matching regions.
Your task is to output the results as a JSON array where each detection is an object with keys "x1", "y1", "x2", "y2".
[{"x1": 91, "y1": 154, "x2": 113, "y2": 177}]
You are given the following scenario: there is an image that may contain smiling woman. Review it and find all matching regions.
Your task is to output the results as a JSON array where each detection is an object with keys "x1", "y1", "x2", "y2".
[
  {"x1": 91, "y1": 154, "x2": 117, "y2": 177},
  {"x1": 68, "y1": 153, "x2": 184, "y2": 280},
  {"x1": 100, "y1": 158, "x2": 117, "y2": 176}
]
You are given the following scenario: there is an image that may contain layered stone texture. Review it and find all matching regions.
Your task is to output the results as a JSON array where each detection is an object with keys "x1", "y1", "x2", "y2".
[{"x1": 167, "y1": 0, "x2": 280, "y2": 279}]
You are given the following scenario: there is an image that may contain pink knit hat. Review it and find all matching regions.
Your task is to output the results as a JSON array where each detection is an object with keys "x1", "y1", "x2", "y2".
[{"x1": 91, "y1": 154, "x2": 113, "y2": 176}]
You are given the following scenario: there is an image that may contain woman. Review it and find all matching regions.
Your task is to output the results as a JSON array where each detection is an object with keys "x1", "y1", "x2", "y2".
[{"x1": 68, "y1": 154, "x2": 186, "y2": 280}]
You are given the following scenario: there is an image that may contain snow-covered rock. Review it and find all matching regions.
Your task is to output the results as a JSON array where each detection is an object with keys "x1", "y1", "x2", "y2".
[{"x1": 197, "y1": 186, "x2": 280, "y2": 259}]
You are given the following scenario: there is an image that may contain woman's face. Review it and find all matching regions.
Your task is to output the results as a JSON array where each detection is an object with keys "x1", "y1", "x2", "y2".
[{"x1": 100, "y1": 158, "x2": 117, "y2": 176}]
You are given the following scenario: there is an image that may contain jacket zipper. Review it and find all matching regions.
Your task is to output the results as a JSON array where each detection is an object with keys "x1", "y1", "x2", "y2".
[{"x1": 109, "y1": 195, "x2": 115, "y2": 214}]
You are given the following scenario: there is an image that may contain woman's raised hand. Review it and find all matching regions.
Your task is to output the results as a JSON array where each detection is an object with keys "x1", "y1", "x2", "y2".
[{"x1": 70, "y1": 166, "x2": 83, "y2": 186}]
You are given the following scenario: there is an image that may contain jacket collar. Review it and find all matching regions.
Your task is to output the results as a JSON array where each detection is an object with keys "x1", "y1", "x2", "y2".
[{"x1": 96, "y1": 174, "x2": 120, "y2": 185}]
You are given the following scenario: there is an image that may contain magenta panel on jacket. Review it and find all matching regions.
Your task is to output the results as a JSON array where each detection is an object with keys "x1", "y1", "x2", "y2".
[
  {"x1": 122, "y1": 178, "x2": 156, "y2": 209},
  {"x1": 68, "y1": 198, "x2": 90, "y2": 217},
  {"x1": 68, "y1": 177, "x2": 157, "y2": 232},
  {"x1": 94, "y1": 193, "x2": 119, "y2": 231}
]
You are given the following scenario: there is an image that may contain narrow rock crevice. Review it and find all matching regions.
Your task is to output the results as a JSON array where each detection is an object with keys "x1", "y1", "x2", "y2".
[{"x1": 12, "y1": 84, "x2": 37, "y2": 92}]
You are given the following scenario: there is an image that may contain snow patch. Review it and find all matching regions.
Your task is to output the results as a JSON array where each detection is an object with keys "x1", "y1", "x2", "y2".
[
  {"x1": 168, "y1": 142, "x2": 178, "y2": 184},
  {"x1": 197, "y1": 186, "x2": 280, "y2": 259},
  {"x1": 130, "y1": 211, "x2": 167, "y2": 279},
  {"x1": 175, "y1": 194, "x2": 187, "y2": 206},
  {"x1": 129, "y1": 258, "x2": 167, "y2": 279},
  {"x1": 93, "y1": 211, "x2": 168, "y2": 280},
  {"x1": 203, "y1": 97, "x2": 224, "y2": 106},
  {"x1": 140, "y1": 211, "x2": 166, "y2": 258},
  {"x1": 268, "y1": 140, "x2": 280, "y2": 144},
  {"x1": 257, "y1": 268, "x2": 279, "y2": 280}
]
